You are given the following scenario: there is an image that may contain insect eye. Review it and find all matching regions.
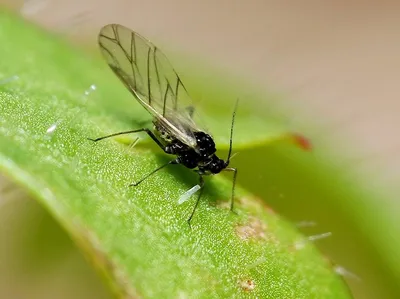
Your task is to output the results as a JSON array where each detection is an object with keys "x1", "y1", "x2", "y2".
[{"x1": 209, "y1": 158, "x2": 225, "y2": 174}]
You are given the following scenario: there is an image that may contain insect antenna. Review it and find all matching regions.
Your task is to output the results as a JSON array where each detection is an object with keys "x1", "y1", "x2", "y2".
[{"x1": 225, "y1": 99, "x2": 239, "y2": 166}]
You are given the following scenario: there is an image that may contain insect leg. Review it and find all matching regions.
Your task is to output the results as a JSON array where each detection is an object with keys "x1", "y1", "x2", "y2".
[
  {"x1": 88, "y1": 128, "x2": 165, "y2": 151},
  {"x1": 130, "y1": 159, "x2": 179, "y2": 187},
  {"x1": 187, "y1": 175, "x2": 205, "y2": 227},
  {"x1": 224, "y1": 167, "x2": 237, "y2": 212}
]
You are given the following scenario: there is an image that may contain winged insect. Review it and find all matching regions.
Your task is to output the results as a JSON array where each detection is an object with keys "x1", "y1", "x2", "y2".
[{"x1": 90, "y1": 24, "x2": 238, "y2": 225}]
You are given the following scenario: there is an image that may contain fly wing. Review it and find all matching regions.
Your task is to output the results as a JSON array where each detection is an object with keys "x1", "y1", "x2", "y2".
[{"x1": 98, "y1": 24, "x2": 198, "y2": 148}]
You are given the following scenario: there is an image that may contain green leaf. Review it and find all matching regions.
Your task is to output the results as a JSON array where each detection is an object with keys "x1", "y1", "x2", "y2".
[{"x1": 0, "y1": 11, "x2": 351, "y2": 298}]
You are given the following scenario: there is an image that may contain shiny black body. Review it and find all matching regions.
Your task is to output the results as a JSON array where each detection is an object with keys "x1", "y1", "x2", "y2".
[{"x1": 165, "y1": 131, "x2": 227, "y2": 175}]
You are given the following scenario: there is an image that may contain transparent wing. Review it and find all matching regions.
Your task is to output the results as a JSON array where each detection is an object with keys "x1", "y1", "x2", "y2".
[{"x1": 98, "y1": 23, "x2": 199, "y2": 147}]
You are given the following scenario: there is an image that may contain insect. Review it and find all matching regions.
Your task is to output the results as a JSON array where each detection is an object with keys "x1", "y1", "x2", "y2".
[{"x1": 89, "y1": 24, "x2": 238, "y2": 225}]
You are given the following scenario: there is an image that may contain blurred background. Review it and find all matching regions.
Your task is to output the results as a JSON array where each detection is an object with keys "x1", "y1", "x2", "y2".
[{"x1": 1, "y1": 1, "x2": 399, "y2": 298}]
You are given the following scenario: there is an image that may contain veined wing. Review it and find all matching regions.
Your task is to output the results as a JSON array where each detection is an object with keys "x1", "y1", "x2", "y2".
[{"x1": 98, "y1": 24, "x2": 199, "y2": 148}]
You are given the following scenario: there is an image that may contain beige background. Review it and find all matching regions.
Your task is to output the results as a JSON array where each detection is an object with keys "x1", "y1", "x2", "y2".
[{"x1": 1, "y1": 1, "x2": 400, "y2": 298}]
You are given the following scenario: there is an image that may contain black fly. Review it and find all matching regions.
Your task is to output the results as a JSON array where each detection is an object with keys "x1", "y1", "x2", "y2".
[{"x1": 89, "y1": 24, "x2": 238, "y2": 225}]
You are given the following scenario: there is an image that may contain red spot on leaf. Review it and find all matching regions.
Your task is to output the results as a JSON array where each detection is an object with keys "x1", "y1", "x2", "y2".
[{"x1": 290, "y1": 133, "x2": 312, "y2": 151}]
